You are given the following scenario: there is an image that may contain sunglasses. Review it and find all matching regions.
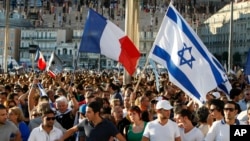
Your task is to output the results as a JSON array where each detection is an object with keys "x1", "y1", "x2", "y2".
[
  {"x1": 46, "y1": 117, "x2": 56, "y2": 121},
  {"x1": 223, "y1": 108, "x2": 235, "y2": 112}
]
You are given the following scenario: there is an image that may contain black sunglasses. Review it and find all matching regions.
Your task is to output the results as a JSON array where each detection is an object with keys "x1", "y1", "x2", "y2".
[{"x1": 46, "y1": 117, "x2": 56, "y2": 121}]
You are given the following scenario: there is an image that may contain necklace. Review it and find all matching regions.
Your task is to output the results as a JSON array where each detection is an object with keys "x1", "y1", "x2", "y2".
[{"x1": 133, "y1": 121, "x2": 144, "y2": 129}]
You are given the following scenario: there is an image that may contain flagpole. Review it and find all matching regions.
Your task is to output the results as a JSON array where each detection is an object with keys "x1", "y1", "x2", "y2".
[
  {"x1": 4, "y1": 0, "x2": 10, "y2": 73},
  {"x1": 228, "y1": 0, "x2": 233, "y2": 73},
  {"x1": 124, "y1": 0, "x2": 139, "y2": 85}
]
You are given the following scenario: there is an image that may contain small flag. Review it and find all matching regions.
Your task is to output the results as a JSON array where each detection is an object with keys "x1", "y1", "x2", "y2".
[
  {"x1": 79, "y1": 8, "x2": 141, "y2": 76},
  {"x1": 35, "y1": 50, "x2": 46, "y2": 71},
  {"x1": 149, "y1": 59, "x2": 160, "y2": 92},
  {"x1": 37, "y1": 83, "x2": 55, "y2": 110},
  {"x1": 47, "y1": 52, "x2": 63, "y2": 78}
]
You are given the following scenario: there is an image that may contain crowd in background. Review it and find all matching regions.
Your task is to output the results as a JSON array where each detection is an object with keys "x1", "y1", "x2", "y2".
[{"x1": 0, "y1": 68, "x2": 249, "y2": 141}]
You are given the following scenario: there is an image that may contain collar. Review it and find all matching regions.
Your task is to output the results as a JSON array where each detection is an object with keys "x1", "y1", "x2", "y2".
[
  {"x1": 221, "y1": 119, "x2": 240, "y2": 125},
  {"x1": 38, "y1": 124, "x2": 56, "y2": 133},
  {"x1": 56, "y1": 108, "x2": 71, "y2": 116}
]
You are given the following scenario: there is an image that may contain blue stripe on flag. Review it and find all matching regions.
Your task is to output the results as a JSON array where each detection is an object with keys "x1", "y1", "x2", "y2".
[
  {"x1": 79, "y1": 8, "x2": 107, "y2": 53},
  {"x1": 37, "y1": 83, "x2": 55, "y2": 109},
  {"x1": 152, "y1": 45, "x2": 201, "y2": 100},
  {"x1": 166, "y1": 7, "x2": 224, "y2": 84}
]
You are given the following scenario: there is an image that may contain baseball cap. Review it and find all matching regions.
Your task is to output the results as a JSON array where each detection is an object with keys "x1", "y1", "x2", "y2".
[
  {"x1": 79, "y1": 104, "x2": 87, "y2": 114},
  {"x1": 156, "y1": 100, "x2": 173, "y2": 110}
]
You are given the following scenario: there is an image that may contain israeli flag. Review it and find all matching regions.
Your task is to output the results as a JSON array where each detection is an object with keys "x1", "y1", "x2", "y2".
[
  {"x1": 148, "y1": 4, "x2": 230, "y2": 106},
  {"x1": 37, "y1": 83, "x2": 55, "y2": 110}
]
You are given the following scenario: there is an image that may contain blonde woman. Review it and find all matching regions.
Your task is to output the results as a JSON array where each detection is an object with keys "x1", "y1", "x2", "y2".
[{"x1": 8, "y1": 106, "x2": 30, "y2": 141}]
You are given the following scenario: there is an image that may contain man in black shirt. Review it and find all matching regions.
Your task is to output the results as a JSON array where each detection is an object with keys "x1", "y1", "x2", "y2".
[{"x1": 59, "y1": 101, "x2": 126, "y2": 141}]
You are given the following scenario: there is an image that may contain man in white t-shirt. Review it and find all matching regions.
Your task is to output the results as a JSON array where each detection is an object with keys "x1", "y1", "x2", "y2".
[
  {"x1": 204, "y1": 101, "x2": 245, "y2": 141},
  {"x1": 142, "y1": 100, "x2": 181, "y2": 141},
  {"x1": 175, "y1": 109, "x2": 204, "y2": 141}
]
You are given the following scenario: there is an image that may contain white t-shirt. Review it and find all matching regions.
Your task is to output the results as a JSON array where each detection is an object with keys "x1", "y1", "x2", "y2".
[
  {"x1": 179, "y1": 127, "x2": 204, "y2": 141},
  {"x1": 143, "y1": 119, "x2": 180, "y2": 141},
  {"x1": 204, "y1": 119, "x2": 245, "y2": 141},
  {"x1": 28, "y1": 124, "x2": 63, "y2": 141}
]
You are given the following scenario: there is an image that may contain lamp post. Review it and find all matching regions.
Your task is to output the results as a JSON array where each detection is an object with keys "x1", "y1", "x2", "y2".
[
  {"x1": 228, "y1": 0, "x2": 233, "y2": 73},
  {"x1": 123, "y1": 0, "x2": 139, "y2": 85},
  {"x1": 4, "y1": 0, "x2": 10, "y2": 73}
]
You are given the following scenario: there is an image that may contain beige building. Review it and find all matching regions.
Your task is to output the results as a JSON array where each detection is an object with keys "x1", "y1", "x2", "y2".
[{"x1": 199, "y1": 1, "x2": 250, "y2": 66}]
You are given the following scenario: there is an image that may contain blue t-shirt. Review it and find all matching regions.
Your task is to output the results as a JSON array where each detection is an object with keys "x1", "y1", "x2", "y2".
[{"x1": 19, "y1": 121, "x2": 30, "y2": 141}]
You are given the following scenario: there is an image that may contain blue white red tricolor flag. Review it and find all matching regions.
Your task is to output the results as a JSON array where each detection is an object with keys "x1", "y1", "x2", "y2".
[
  {"x1": 148, "y1": 4, "x2": 231, "y2": 106},
  {"x1": 79, "y1": 8, "x2": 140, "y2": 75},
  {"x1": 35, "y1": 50, "x2": 46, "y2": 71}
]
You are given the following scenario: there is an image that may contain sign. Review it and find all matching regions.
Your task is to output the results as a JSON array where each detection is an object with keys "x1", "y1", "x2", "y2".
[{"x1": 230, "y1": 125, "x2": 250, "y2": 140}]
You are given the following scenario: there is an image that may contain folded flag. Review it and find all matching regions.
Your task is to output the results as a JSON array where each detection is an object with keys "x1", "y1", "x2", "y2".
[
  {"x1": 35, "y1": 50, "x2": 46, "y2": 71},
  {"x1": 148, "y1": 4, "x2": 230, "y2": 106},
  {"x1": 79, "y1": 8, "x2": 140, "y2": 75},
  {"x1": 47, "y1": 52, "x2": 63, "y2": 78}
]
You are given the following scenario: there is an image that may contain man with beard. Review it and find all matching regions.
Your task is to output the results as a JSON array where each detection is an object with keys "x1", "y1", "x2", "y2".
[
  {"x1": 142, "y1": 100, "x2": 181, "y2": 141},
  {"x1": 28, "y1": 108, "x2": 63, "y2": 141}
]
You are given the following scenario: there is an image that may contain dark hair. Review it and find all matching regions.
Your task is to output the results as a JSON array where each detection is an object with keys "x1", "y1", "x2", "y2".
[
  {"x1": 145, "y1": 90, "x2": 153, "y2": 97},
  {"x1": 0, "y1": 92, "x2": 8, "y2": 97},
  {"x1": 175, "y1": 109, "x2": 193, "y2": 121},
  {"x1": 196, "y1": 106, "x2": 209, "y2": 123},
  {"x1": 210, "y1": 99, "x2": 224, "y2": 112},
  {"x1": 0, "y1": 104, "x2": 6, "y2": 110},
  {"x1": 7, "y1": 93, "x2": 18, "y2": 100},
  {"x1": 128, "y1": 106, "x2": 142, "y2": 116},
  {"x1": 42, "y1": 108, "x2": 55, "y2": 117},
  {"x1": 88, "y1": 101, "x2": 102, "y2": 114},
  {"x1": 229, "y1": 88, "x2": 242, "y2": 99},
  {"x1": 224, "y1": 101, "x2": 241, "y2": 113},
  {"x1": 39, "y1": 96, "x2": 49, "y2": 102}
]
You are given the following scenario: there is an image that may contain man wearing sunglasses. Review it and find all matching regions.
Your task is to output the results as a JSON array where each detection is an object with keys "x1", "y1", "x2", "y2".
[
  {"x1": 28, "y1": 109, "x2": 63, "y2": 141},
  {"x1": 204, "y1": 101, "x2": 245, "y2": 141}
]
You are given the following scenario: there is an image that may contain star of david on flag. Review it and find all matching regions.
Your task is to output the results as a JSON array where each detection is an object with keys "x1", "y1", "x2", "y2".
[{"x1": 148, "y1": 4, "x2": 231, "y2": 106}]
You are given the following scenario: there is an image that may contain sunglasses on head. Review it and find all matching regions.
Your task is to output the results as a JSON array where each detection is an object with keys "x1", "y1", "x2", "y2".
[{"x1": 46, "y1": 117, "x2": 56, "y2": 121}]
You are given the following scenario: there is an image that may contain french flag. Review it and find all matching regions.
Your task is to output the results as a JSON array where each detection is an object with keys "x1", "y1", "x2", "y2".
[
  {"x1": 35, "y1": 50, "x2": 46, "y2": 71},
  {"x1": 79, "y1": 8, "x2": 140, "y2": 75}
]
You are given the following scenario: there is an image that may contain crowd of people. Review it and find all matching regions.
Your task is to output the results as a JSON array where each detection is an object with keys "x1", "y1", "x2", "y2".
[{"x1": 0, "y1": 69, "x2": 249, "y2": 141}]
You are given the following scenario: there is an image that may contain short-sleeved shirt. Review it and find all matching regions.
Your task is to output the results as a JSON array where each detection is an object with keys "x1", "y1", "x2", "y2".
[
  {"x1": 77, "y1": 118, "x2": 119, "y2": 141},
  {"x1": 28, "y1": 124, "x2": 63, "y2": 141},
  {"x1": 0, "y1": 120, "x2": 19, "y2": 141},
  {"x1": 143, "y1": 119, "x2": 180, "y2": 141}
]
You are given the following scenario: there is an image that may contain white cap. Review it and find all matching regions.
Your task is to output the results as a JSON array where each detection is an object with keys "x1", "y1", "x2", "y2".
[
  {"x1": 156, "y1": 100, "x2": 173, "y2": 110},
  {"x1": 211, "y1": 92, "x2": 220, "y2": 99}
]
